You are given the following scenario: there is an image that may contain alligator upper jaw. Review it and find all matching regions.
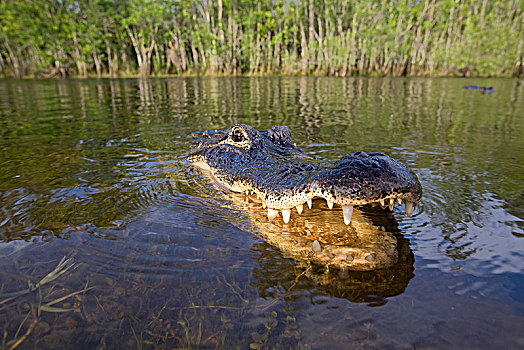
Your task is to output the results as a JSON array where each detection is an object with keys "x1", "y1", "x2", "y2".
[{"x1": 190, "y1": 152, "x2": 422, "y2": 227}]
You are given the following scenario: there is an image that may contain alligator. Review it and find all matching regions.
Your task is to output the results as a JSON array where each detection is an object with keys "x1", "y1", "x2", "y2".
[
  {"x1": 463, "y1": 85, "x2": 495, "y2": 94},
  {"x1": 189, "y1": 124, "x2": 422, "y2": 223},
  {"x1": 188, "y1": 124, "x2": 422, "y2": 270}
]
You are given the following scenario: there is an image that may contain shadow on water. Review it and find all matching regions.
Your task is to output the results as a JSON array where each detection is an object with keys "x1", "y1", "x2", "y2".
[{"x1": 0, "y1": 77, "x2": 523, "y2": 349}]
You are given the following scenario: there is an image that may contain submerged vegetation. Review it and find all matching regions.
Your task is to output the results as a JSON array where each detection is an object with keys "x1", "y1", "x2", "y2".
[
  {"x1": 0, "y1": 257, "x2": 90, "y2": 350},
  {"x1": 0, "y1": 0, "x2": 522, "y2": 78}
]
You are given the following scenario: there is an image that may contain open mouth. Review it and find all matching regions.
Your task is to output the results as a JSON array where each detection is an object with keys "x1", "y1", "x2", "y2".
[{"x1": 225, "y1": 192, "x2": 405, "y2": 271}]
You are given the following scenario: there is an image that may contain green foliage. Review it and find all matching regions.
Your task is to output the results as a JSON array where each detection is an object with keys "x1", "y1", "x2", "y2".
[{"x1": 0, "y1": 0, "x2": 522, "y2": 77}]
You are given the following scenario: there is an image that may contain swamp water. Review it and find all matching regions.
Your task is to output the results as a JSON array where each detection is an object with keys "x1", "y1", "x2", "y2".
[{"x1": 0, "y1": 77, "x2": 523, "y2": 349}]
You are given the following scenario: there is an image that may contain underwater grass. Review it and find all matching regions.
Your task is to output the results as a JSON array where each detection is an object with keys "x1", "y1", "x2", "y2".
[{"x1": 0, "y1": 257, "x2": 92, "y2": 350}]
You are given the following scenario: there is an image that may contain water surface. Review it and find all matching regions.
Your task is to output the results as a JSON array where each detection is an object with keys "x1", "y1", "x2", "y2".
[{"x1": 0, "y1": 77, "x2": 523, "y2": 349}]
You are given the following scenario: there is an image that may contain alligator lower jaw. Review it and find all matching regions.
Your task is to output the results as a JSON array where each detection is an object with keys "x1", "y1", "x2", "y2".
[{"x1": 239, "y1": 197, "x2": 400, "y2": 271}]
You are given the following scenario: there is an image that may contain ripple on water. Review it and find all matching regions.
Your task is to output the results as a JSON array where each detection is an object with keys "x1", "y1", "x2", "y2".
[
  {"x1": 400, "y1": 157, "x2": 524, "y2": 276},
  {"x1": 1, "y1": 78, "x2": 524, "y2": 349}
]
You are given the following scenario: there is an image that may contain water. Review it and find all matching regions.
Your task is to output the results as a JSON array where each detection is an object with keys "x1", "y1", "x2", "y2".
[{"x1": 0, "y1": 77, "x2": 523, "y2": 349}]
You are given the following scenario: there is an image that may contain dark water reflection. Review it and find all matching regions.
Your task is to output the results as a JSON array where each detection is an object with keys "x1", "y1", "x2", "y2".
[{"x1": 0, "y1": 78, "x2": 523, "y2": 349}]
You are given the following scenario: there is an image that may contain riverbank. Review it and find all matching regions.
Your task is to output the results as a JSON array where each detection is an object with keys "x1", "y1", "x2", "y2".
[{"x1": 1, "y1": 0, "x2": 522, "y2": 79}]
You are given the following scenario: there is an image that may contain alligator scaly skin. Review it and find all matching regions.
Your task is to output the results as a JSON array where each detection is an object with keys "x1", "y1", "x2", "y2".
[{"x1": 189, "y1": 124, "x2": 422, "y2": 225}]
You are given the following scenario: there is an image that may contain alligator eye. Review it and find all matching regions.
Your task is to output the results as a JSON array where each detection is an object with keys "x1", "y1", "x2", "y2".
[{"x1": 231, "y1": 128, "x2": 244, "y2": 143}]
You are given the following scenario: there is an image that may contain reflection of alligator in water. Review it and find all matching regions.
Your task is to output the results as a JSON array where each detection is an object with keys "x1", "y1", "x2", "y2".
[
  {"x1": 250, "y1": 208, "x2": 415, "y2": 304},
  {"x1": 218, "y1": 190, "x2": 416, "y2": 302},
  {"x1": 235, "y1": 195, "x2": 402, "y2": 270},
  {"x1": 237, "y1": 196, "x2": 415, "y2": 300},
  {"x1": 188, "y1": 124, "x2": 422, "y2": 270},
  {"x1": 463, "y1": 85, "x2": 495, "y2": 94}
]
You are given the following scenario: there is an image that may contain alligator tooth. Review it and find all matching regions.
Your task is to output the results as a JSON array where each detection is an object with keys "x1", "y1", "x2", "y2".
[
  {"x1": 307, "y1": 199, "x2": 312, "y2": 209},
  {"x1": 365, "y1": 253, "x2": 376, "y2": 262},
  {"x1": 397, "y1": 198, "x2": 402, "y2": 205},
  {"x1": 296, "y1": 204, "x2": 304, "y2": 214},
  {"x1": 404, "y1": 200, "x2": 414, "y2": 217},
  {"x1": 342, "y1": 205, "x2": 353, "y2": 225},
  {"x1": 282, "y1": 209, "x2": 291, "y2": 223},
  {"x1": 388, "y1": 198, "x2": 395, "y2": 211},
  {"x1": 267, "y1": 208, "x2": 278, "y2": 220},
  {"x1": 379, "y1": 199, "x2": 386, "y2": 209},
  {"x1": 327, "y1": 200, "x2": 334, "y2": 210}
]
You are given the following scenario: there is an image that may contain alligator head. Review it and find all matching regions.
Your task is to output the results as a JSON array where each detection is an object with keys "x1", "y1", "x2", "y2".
[{"x1": 188, "y1": 124, "x2": 422, "y2": 226}]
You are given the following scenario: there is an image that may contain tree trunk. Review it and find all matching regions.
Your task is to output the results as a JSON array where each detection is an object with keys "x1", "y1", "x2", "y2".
[
  {"x1": 300, "y1": 22, "x2": 308, "y2": 74},
  {"x1": 72, "y1": 32, "x2": 87, "y2": 77},
  {"x1": 176, "y1": 26, "x2": 187, "y2": 71},
  {"x1": 105, "y1": 40, "x2": 114, "y2": 77},
  {"x1": 308, "y1": 0, "x2": 315, "y2": 72},
  {"x1": 5, "y1": 41, "x2": 21, "y2": 78},
  {"x1": 93, "y1": 51, "x2": 103, "y2": 77}
]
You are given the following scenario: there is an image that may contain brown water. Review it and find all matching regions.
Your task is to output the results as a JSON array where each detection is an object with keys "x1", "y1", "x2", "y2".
[{"x1": 0, "y1": 77, "x2": 523, "y2": 349}]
